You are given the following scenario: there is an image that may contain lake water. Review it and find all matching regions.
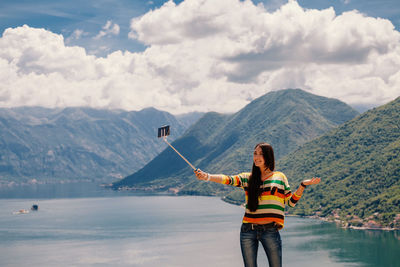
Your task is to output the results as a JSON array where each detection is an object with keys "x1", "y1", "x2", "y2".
[{"x1": 0, "y1": 183, "x2": 399, "y2": 267}]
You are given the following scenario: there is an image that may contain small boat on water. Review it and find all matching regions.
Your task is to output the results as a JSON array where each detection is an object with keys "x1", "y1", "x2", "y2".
[
  {"x1": 13, "y1": 204, "x2": 39, "y2": 214},
  {"x1": 13, "y1": 209, "x2": 29, "y2": 215}
]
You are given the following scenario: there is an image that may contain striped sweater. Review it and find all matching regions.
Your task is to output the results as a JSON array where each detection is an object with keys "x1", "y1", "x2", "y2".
[{"x1": 218, "y1": 171, "x2": 301, "y2": 229}]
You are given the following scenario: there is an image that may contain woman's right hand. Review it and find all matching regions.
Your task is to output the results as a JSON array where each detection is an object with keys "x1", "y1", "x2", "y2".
[{"x1": 194, "y1": 169, "x2": 209, "y2": 181}]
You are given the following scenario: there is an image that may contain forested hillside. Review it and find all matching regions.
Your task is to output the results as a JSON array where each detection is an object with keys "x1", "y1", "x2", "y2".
[{"x1": 275, "y1": 96, "x2": 400, "y2": 228}]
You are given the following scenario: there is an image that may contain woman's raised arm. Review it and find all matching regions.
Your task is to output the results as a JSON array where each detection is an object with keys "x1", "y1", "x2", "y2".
[
  {"x1": 294, "y1": 177, "x2": 321, "y2": 196},
  {"x1": 194, "y1": 169, "x2": 244, "y2": 187},
  {"x1": 194, "y1": 169, "x2": 225, "y2": 183}
]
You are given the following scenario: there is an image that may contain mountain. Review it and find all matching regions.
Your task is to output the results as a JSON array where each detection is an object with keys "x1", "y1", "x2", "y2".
[
  {"x1": 0, "y1": 107, "x2": 199, "y2": 185},
  {"x1": 113, "y1": 89, "x2": 359, "y2": 195},
  {"x1": 274, "y1": 96, "x2": 400, "y2": 229},
  {"x1": 175, "y1": 112, "x2": 205, "y2": 128}
]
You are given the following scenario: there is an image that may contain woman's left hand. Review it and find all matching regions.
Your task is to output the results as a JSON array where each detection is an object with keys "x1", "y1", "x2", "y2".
[
  {"x1": 194, "y1": 169, "x2": 209, "y2": 181},
  {"x1": 302, "y1": 177, "x2": 321, "y2": 186}
]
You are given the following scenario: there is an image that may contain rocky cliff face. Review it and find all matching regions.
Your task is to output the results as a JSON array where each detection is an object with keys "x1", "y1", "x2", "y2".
[{"x1": 0, "y1": 106, "x2": 201, "y2": 184}]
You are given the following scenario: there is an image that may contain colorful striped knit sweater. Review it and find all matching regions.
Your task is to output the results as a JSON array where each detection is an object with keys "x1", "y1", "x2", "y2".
[{"x1": 218, "y1": 171, "x2": 301, "y2": 229}]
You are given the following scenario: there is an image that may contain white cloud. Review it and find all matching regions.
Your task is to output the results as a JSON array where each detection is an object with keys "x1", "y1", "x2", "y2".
[
  {"x1": 0, "y1": 0, "x2": 399, "y2": 114},
  {"x1": 68, "y1": 29, "x2": 86, "y2": 41},
  {"x1": 94, "y1": 20, "x2": 120, "y2": 40},
  {"x1": 65, "y1": 29, "x2": 89, "y2": 46}
]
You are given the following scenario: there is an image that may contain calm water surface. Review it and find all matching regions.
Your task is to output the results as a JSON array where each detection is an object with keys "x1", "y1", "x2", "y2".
[{"x1": 0, "y1": 183, "x2": 399, "y2": 267}]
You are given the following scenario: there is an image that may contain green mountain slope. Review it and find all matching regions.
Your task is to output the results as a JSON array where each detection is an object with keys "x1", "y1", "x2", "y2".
[
  {"x1": 275, "y1": 96, "x2": 400, "y2": 228},
  {"x1": 113, "y1": 89, "x2": 359, "y2": 195}
]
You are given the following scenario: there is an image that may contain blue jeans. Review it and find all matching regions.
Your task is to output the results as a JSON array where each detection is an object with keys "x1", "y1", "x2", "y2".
[{"x1": 240, "y1": 223, "x2": 282, "y2": 267}]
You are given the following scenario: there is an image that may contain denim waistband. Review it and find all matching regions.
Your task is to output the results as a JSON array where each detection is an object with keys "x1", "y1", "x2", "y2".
[{"x1": 243, "y1": 222, "x2": 277, "y2": 230}]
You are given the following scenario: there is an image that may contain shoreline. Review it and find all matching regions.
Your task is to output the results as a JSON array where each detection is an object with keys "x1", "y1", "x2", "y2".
[
  {"x1": 220, "y1": 195, "x2": 400, "y2": 231},
  {"x1": 292, "y1": 214, "x2": 400, "y2": 231}
]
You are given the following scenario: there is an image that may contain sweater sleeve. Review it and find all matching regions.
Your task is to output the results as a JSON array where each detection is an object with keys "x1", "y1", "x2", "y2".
[
  {"x1": 282, "y1": 173, "x2": 302, "y2": 207},
  {"x1": 215, "y1": 172, "x2": 249, "y2": 188}
]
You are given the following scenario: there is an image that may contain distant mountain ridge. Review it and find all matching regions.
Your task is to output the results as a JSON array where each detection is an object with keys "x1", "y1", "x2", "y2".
[
  {"x1": 0, "y1": 106, "x2": 202, "y2": 185},
  {"x1": 113, "y1": 89, "x2": 359, "y2": 195}
]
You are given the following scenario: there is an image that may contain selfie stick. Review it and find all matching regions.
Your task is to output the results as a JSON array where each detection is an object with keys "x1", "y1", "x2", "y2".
[{"x1": 158, "y1": 125, "x2": 196, "y2": 170}]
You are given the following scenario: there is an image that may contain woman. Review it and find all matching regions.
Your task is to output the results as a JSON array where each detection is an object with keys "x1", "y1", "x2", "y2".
[{"x1": 194, "y1": 142, "x2": 320, "y2": 267}]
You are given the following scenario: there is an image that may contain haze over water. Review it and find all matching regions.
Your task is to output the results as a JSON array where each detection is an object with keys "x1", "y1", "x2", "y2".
[{"x1": 0, "y1": 183, "x2": 398, "y2": 267}]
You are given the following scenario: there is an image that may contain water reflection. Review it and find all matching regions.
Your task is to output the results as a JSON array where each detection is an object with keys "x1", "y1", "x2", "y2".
[{"x1": 284, "y1": 217, "x2": 400, "y2": 267}]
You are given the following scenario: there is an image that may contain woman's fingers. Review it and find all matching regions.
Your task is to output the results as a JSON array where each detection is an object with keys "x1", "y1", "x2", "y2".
[
  {"x1": 303, "y1": 177, "x2": 321, "y2": 185},
  {"x1": 312, "y1": 177, "x2": 321, "y2": 184},
  {"x1": 194, "y1": 169, "x2": 207, "y2": 180}
]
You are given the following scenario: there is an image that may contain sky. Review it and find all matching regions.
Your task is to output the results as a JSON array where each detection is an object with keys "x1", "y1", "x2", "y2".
[{"x1": 0, "y1": 0, "x2": 399, "y2": 114}]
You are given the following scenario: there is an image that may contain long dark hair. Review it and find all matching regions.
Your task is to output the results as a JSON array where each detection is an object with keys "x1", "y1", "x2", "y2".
[{"x1": 247, "y1": 143, "x2": 275, "y2": 212}]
